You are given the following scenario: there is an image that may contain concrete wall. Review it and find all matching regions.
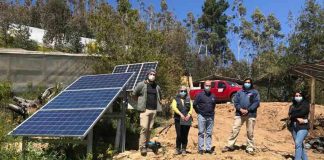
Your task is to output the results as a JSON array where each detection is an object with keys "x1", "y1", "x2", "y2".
[{"x1": 0, "y1": 49, "x2": 94, "y2": 91}]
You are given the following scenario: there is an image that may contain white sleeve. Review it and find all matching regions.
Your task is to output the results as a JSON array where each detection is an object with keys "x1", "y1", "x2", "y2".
[{"x1": 303, "y1": 119, "x2": 308, "y2": 123}]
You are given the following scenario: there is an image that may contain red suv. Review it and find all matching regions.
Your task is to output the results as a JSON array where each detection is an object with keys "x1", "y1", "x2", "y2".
[{"x1": 189, "y1": 80, "x2": 242, "y2": 103}]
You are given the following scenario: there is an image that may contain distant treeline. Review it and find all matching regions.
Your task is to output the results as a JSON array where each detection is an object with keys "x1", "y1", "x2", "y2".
[{"x1": 0, "y1": 0, "x2": 323, "y2": 103}]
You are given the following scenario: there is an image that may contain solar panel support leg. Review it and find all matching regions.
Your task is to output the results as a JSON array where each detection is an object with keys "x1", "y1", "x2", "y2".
[
  {"x1": 87, "y1": 129, "x2": 93, "y2": 155},
  {"x1": 121, "y1": 91, "x2": 127, "y2": 152},
  {"x1": 22, "y1": 137, "x2": 28, "y2": 160},
  {"x1": 114, "y1": 119, "x2": 122, "y2": 152}
]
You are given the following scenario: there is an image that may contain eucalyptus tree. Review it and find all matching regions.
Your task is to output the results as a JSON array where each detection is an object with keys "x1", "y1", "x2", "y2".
[{"x1": 197, "y1": 0, "x2": 231, "y2": 67}]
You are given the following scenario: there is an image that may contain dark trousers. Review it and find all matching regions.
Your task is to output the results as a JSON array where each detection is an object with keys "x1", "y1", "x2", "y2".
[{"x1": 174, "y1": 119, "x2": 190, "y2": 150}]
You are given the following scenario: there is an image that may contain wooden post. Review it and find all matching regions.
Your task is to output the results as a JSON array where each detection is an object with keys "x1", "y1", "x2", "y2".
[
  {"x1": 188, "y1": 75, "x2": 193, "y2": 89},
  {"x1": 22, "y1": 137, "x2": 27, "y2": 160},
  {"x1": 267, "y1": 77, "x2": 271, "y2": 101},
  {"x1": 310, "y1": 77, "x2": 316, "y2": 133},
  {"x1": 87, "y1": 129, "x2": 93, "y2": 155}
]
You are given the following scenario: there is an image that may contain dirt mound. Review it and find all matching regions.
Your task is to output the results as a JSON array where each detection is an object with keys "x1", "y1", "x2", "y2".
[{"x1": 114, "y1": 102, "x2": 324, "y2": 160}]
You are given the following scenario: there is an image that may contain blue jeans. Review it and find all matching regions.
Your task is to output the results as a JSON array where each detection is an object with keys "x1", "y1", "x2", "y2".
[
  {"x1": 291, "y1": 122, "x2": 308, "y2": 160},
  {"x1": 197, "y1": 114, "x2": 214, "y2": 151}
]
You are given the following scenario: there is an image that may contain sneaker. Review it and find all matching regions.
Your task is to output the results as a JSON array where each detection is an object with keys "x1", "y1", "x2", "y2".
[
  {"x1": 174, "y1": 149, "x2": 181, "y2": 155},
  {"x1": 198, "y1": 150, "x2": 204, "y2": 155},
  {"x1": 205, "y1": 150, "x2": 213, "y2": 154},
  {"x1": 140, "y1": 147, "x2": 147, "y2": 156},
  {"x1": 246, "y1": 149, "x2": 255, "y2": 155},
  {"x1": 222, "y1": 146, "x2": 234, "y2": 153},
  {"x1": 181, "y1": 149, "x2": 187, "y2": 155}
]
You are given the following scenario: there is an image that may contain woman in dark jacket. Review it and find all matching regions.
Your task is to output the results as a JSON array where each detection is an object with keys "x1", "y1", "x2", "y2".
[
  {"x1": 288, "y1": 91, "x2": 310, "y2": 160},
  {"x1": 171, "y1": 86, "x2": 193, "y2": 155}
]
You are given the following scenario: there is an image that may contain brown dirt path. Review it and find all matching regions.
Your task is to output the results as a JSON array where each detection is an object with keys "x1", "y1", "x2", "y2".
[{"x1": 114, "y1": 102, "x2": 324, "y2": 160}]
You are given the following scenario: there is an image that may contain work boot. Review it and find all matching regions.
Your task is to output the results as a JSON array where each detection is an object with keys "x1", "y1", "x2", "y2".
[{"x1": 140, "y1": 146, "x2": 147, "y2": 156}]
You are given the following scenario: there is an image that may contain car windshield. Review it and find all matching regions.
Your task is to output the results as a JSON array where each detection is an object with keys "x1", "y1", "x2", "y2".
[{"x1": 227, "y1": 81, "x2": 239, "y2": 87}]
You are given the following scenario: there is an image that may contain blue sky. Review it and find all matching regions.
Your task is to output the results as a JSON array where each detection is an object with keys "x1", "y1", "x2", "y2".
[{"x1": 108, "y1": 0, "x2": 310, "y2": 60}]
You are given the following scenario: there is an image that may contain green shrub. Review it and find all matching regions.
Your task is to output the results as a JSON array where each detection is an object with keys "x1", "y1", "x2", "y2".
[
  {"x1": 18, "y1": 83, "x2": 46, "y2": 100},
  {"x1": 0, "y1": 81, "x2": 20, "y2": 159},
  {"x1": 0, "y1": 81, "x2": 12, "y2": 106},
  {"x1": 0, "y1": 101, "x2": 21, "y2": 159},
  {"x1": 36, "y1": 46, "x2": 55, "y2": 52}
]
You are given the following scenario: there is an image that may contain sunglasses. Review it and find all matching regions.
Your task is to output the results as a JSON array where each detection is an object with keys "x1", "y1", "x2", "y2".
[{"x1": 180, "y1": 90, "x2": 187, "y2": 93}]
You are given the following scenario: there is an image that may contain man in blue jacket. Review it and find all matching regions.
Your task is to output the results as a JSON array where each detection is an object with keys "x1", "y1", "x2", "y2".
[
  {"x1": 222, "y1": 78, "x2": 260, "y2": 155},
  {"x1": 193, "y1": 80, "x2": 217, "y2": 154}
]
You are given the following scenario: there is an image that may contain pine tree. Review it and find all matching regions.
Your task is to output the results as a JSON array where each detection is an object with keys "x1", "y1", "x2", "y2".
[
  {"x1": 0, "y1": 2, "x2": 15, "y2": 46},
  {"x1": 30, "y1": 0, "x2": 45, "y2": 28},
  {"x1": 288, "y1": 0, "x2": 324, "y2": 63},
  {"x1": 197, "y1": 0, "x2": 230, "y2": 66},
  {"x1": 42, "y1": 0, "x2": 71, "y2": 49}
]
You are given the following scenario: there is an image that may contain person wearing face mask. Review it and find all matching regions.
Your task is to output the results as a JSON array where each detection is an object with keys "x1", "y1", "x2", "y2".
[
  {"x1": 171, "y1": 86, "x2": 193, "y2": 155},
  {"x1": 132, "y1": 68, "x2": 162, "y2": 156},
  {"x1": 193, "y1": 80, "x2": 217, "y2": 154},
  {"x1": 222, "y1": 78, "x2": 260, "y2": 155},
  {"x1": 288, "y1": 91, "x2": 310, "y2": 160}
]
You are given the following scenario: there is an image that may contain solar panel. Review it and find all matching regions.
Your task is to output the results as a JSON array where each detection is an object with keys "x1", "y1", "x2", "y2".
[
  {"x1": 66, "y1": 73, "x2": 133, "y2": 90},
  {"x1": 124, "y1": 64, "x2": 143, "y2": 90},
  {"x1": 9, "y1": 72, "x2": 134, "y2": 138},
  {"x1": 137, "y1": 62, "x2": 158, "y2": 83},
  {"x1": 113, "y1": 65, "x2": 128, "y2": 73},
  {"x1": 42, "y1": 89, "x2": 120, "y2": 110},
  {"x1": 11, "y1": 110, "x2": 102, "y2": 137},
  {"x1": 112, "y1": 62, "x2": 158, "y2": 90}
]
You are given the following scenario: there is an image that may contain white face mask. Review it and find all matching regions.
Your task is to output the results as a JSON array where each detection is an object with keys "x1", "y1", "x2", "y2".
[
  {"x1": 295, "y1": 97, "x2": 303, "y2": 102},
  {"x1": 148, "y1": 75, "x2": 155, "y2": 81},
  {"x1": 204, "y1": 86, "x2": 210, "y2": 92}
]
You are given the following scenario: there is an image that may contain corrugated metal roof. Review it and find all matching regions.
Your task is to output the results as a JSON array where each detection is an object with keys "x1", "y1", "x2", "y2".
[{"x1": 293, "y1": 60, "x2": 324, "y2": 82}]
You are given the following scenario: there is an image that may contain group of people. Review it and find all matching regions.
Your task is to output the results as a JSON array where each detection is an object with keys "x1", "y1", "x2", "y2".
[{"x1": 132, "y1": 69, "x2": 310, "y2": 160}]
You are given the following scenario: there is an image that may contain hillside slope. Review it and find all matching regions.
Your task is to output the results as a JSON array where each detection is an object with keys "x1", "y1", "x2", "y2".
[{"x1": 115, "y1": 102, "x2": 324, "y2": 160}]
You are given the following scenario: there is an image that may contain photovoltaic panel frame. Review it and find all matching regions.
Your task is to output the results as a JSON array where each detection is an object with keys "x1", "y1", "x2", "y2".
[
  {"x1": 112, "y1": 62, "x2": 158, "y2": 90},
  {"x1": 42, "y1": 89, "x2": 120, "y2": 110},
  {"x1": 9, "y1": 72, "x2": 134, "y2": 138},
  {"x1": 11, "y1": 110, "x2": 102, "y2": 137},
  {"x1": 124, "y1": 64, "x2": 142, "y2": 90},
  {"x1": 136, "y1": 62, "x2": 159, "y2": 84},
  {"x1": 113, "y1": 65, "x2": 128, "y2": 73},
  {"x1": 66, "y1": 73, "x2": 133, "y2": 90}
]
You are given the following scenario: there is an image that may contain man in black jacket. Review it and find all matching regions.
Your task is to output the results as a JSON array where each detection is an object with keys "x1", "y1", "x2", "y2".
[{"x1": 193, "y1": 80, "x2": 217, "y2": 154}]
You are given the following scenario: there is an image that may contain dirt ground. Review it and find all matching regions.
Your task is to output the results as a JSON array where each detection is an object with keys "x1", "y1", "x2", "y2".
[{"x1": 114, "y1": 102, "x2": 324, "y2": 160}]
